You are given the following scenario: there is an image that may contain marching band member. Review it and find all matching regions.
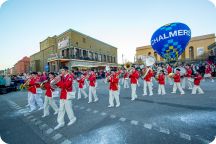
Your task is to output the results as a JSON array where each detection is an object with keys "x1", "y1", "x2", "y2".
[
  {"x1": 129, "y1": 67, "x2": 139, "y2": 101},
  {"x1": 27, "y1": 72, "x2": 38, "y2": 112},
  {"x1": 171, "y1": 69, "x2": 185, "y2": 95},
  {"x1": 35, "y1": 72, "x2": 44, "y2": 110},
  {"x1": 42, "y1": 72, "x2": 58, "y2": 117},
  {"x1": 104, "y1": 71, "x2": 111, "y2": 84},
  {"x1": 107, "y1": 70, "x2": 120, "y2": 107},
  {"x1": 88, "y1": 70, "x2": 99, "y2": 103},
  {"x1": 184, "y1": 65, "x2": 193, "y2": 89},
  {"x1": 77, "y1": 74, "x2": 88, "y2": 99},
  {"x1": 143, "y1": 66, "x2": 154, "y2": 96},
  {"x1": 192, "y1": 71, "x2": 204, "y2": 94},
  {"x1": 157, "y1": 70, "x2": 166, "y2": 95},
  {"x1": 123, "y1": 70, "x2": 129, "y2": 88},
  {"x1": 54, "y1": 66, "x2": 77, "y2": 130},
  {"x1": 166, "y1": 64, "x2": 173, "y2": 85},
  {"x1": 204, "y1": 64, "x2": 214, "y2": 82}
]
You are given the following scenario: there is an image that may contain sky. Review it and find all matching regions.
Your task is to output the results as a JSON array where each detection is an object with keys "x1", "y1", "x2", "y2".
[{"x1": 0, "y1": 0, "x2": 216, "y2": 70}]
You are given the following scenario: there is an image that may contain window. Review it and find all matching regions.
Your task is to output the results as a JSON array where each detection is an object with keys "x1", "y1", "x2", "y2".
[{"x1": 82, "y1": 38, "x2": 86, "y2": 43}]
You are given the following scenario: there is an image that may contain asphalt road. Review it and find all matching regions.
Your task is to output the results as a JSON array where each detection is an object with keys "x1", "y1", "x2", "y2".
[{"x1": 1, "y1": 78, "x2": 216, "y2": 144}]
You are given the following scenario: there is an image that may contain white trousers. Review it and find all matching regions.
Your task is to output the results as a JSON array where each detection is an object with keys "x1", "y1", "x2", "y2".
[
  {"x1": 124, "y1": 79, "x2": 129, "y2": 88},
  {"x1": 131, "y1": 84, "x2": 137, "y2": 99},
  {"x1": 185, "y1": 77, "x2": 193, "y2": 89},
  {"x1": 89, "y1": 86, "x2": 98, "y2": 102},
  {"x1": 143, "y1": 80, "x2": 153, "y2": 95},
  {"x1": 28, "y1": 92, "x2": 36, "y2": 111},
  {"x1": 109, "y1": 90, "x2": 120, "y2": 106},
  {"x1": 172, "y1": 82, "x2": 185, "y2": 94},
  {"x1": 192, "y1": 85, "x2": 204, "y2": 94},
  {"x1": 78, "y1": 88, "x2": 88, "y2": 99},
  {"x1": 57, "y1": 99, "x2": 76, "y2": 125},
  {"x1": 158, "y1": 84, "x2": 166, "y2": 95},
  {"x1": 35, "y1": 93, "x2": 44, "y2": 108},
  {"x1": 44, "y1": 96, "x2": 58, "y2": 116},
  {"x1": 166, "y1": 75, "x2": 173, "y2": 85}
]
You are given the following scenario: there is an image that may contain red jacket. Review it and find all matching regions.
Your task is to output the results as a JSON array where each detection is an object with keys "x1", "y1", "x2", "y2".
[
  {"x1": 185, "y1": 68, "x2": 192, "y2": 77},
  {"x1": 158, "y1": 74, "x2": 165, "y2": 85},
  {"x1": 108, "y1": 75, "x2": 119, "y2": 91},
  {"x1": 56, "y1": 74, "x2": 73, "y2": 99},
  {"x1": 167, "y1": 66, "x2": 172, "y2": 74},
  {"x1": 77, "y1": 77, "x2": 85, "y2": 88},
  {"x1": 194, "y1": 74, "x2": 202, "y2": 86},
  {"x1": 44, "y1": 79, "x2": 54, "y2": 97},
  {"x1": 173, "y1": 72, "x2": 181, "y2": 83},
  {"x1": 205, "y1": 66, "x2": 211, "y2": 74},
  {"x1": 88, "y1": 73, "x2": 96, "y2": 87},
  {"x1": 124, "y1": 72, "x2": 129, "y2": 79},
  {"x1": 28, "y1": 78, "x2": 37, "y2": 94},
  {"x1": 129, "y1": 70, "x2": 139, "y2": 84},
  {"x1": 144, "y1": 69, "x2": 154, "y2": 82}
]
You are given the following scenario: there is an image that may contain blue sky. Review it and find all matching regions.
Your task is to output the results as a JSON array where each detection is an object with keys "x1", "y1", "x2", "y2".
[{"x1": 0, "y1": 0, "x2": 216, "y2": 69}]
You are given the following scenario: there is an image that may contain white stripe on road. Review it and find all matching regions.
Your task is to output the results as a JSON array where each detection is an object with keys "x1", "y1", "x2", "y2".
[
  {"x1": 131, "y1": 120, "x2": 139, "y2": 125},
  {"x1": 119, "y1": 117, "x2": 126, "y2": 122},
  {"x1": 179, "y1": 132, "x2": 191, "y2": 141},
  {"x1": 144, "y1": 123, "x2": 152, "y2": 130},
  {"x1": 159, "y1": 127, "x2": 170, "y2": 135},
  {"x1": 86, "y1": 108, "x2": 92, "y2": 112},
  {"x1": 46, "y1": 128, "x2": 54, "y2": 135},
  {"x1": 93, "y1": 110, "x2": 98, "y2": 114},
  {"x1": 52, "y1": 133, "x2": 63, "y2": 141},
  {"x1": 100, "y1": 112, "x2": 107, "y2": 116},
  {"x1": 110, "y1": 115, "x2": 116, "y2": 119},
  {"x1": 61, "y1": 139, "x2": 72, "y2": 144},
  {"x1": 27, "y1": 115, "x2": 34, "y2": 119}
]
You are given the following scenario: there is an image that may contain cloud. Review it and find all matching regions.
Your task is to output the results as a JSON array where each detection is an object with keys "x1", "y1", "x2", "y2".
[
  {"x1": 209, "y1": 0, "x2": 216, "y2": 7},
  {"x1": 0, "y1": 0, "x2": 7, "y2": 8}
]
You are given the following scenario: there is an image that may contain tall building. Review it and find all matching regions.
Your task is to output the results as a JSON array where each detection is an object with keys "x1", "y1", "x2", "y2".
[
  {"x1": 136, "y1": 33, "x2": 216, "y2": 62},
  {"x1": 30, "y1": 29, "x2": 118, "y2": 72},
  {"x1": 14, "y1": 56, "x2": 30, "y2": 74}
]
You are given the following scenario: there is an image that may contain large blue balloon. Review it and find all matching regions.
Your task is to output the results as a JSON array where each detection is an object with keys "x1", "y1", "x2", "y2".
[{"x1": 151, "y1": 22, "x2": 191, "y2": 61}]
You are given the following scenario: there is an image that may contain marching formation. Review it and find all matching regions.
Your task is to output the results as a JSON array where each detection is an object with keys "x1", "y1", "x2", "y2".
[{"x1": 22, "y1": 56, "x2": 215, "y2": 130}]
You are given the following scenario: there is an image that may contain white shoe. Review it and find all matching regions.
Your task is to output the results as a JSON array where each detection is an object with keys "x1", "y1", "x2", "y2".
[
  {"x1": 142, "y1": 94, "x2": 147, "y2": 96},
  {"x1": 171, "y1": 92, "x2": 176, "y2": 94},
  {"x1": 191, "y1": 93, "x2": 196, "y2": 95},
  {"x1": 54, "y1": 111, "x2": 58, "y2": 115},
  {"x1": 188, "y1": 88, "x2": 192, "y2": 90},
  {"x1": 67, "y1": 118, "x2": 77, "y2": 126},
  {"x1": 88, "y1": 101, "x2": 92, "y2": 103},
  {"x1": 149, "y1": 94, "x2": 153, "y2": 96},
  {"x1": 25, "y1": 104, "x2": 30, "y2": 107},
  {"x1": 94, "y1": 98, "x2": 99, "y2": 102},
  {"x1": 131, "y1": 98, "x2": 135, "y2": 101},
  {"x1": 212, "y1": 79, "x2": 214, "y2": 82},
  {"x1": 77, "y1": 98, "x2": 81, "y2": 100},
  {"x1": 108, "y1": 105, "x2": 114, "y2": 108},
  {"x1": 42, "y1": 114, "x2": 49, "y2": 118},
  {"x1": 54, "y1": 123, "x2": 64, "y2": 130},
  {"x1": 116, "y1": 104, "x2": 120, "y2": 107},
  {"x1": 38, "y1": 107, "x2": 43, "y2": 111},
  {"x1": 181, "y1": 93, "x2": 185, "y2": 95}
]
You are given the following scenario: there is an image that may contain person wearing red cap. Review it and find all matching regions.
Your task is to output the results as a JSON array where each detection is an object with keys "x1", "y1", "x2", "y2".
[
  {"x1": 166, "y1": 64, "x2": 173, "y2": 85},
  {"x1": 123, "y1": 70, "x2": 129, "y2": 89},
  {"x1": 204, "y1": 64, "x2": 214, "y2": 82},
  {"x1": 54, "y1": 66, "x2": 77, "y2": 130},
  {"x1": 192, "y1": 71, "x2": 204, "y2": 94},
  {"x1": 77, "y1": 74, "x2": 88, "y2": 99},
  {"x1": 171, "y1": 68, "x2": 185, "y2": 95},
  {"x1": 107, "y1": 71, "x2": 120, "y2": 107},
  {"x1": 143, "y1": 66, "x2": 154, "y2": 96},
  {"x1": 88, "y1": 70, "x2": 98, "y2": 103},
  {"x1": 129, "y1": 67, "x2": 139, "y2": 101},
  {"x1": 42, "y1": 72, "x2": 58, "y2": 118},
  {"x1": 157, "y1": 70, "x2": 166, "y2": 95},
  {"x1": 183, "y1": 65, "x2": 193, "y2": 89}
]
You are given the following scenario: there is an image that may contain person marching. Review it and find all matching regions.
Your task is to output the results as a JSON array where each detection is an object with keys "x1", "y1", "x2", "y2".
[
  {"x1": 42, "y1": 72, "x2": 58, "y2": 117},
  {"x1": 35, "y1": 72, "x2": 44, "y2": 110},
  {"x1": 77, "y1": 74, "x2": 88, "y2": 99},
  {"x1": 166, "y1": 64, "x2": 173, "y2": 85},
  {"x1": 204, "y1": 64, "x2": 214, "y2": 82},
  {"x1": 192, "y1": 71, "x2": 204, "y2": 95},
  {"x1": 27, "y1": 72, "x2": 38, "y2": 112},
  {"x1": 142, "y1": 66, "x2": 154, "y2": 96},
  {"x1": 54, "y1": 66, "x2": 77, "y2": 130},
  {"x1": 107, "y1": 70, "x2": 120, "y2": 107},
  {"x1": 129, "y1": 67, "x2": 139, "y2": 101},
  {"x1": 157, "y1": 70, "x2": 166, "y2": 95},
  {"x1": 171, "y1": 68, "x2": 185, "y2": 95},
  {"x1": 123, "y1": 70, "x2": 130, "y2": 89},
  {"x1": 88, "y1": 70, "x2": 99, "y2": 103},
  {"x1": 183, "y1": 65, "x2": 193, "y2": 89}
]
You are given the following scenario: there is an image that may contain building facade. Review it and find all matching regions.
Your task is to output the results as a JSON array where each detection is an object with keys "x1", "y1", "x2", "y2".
[
  {"x1": 30, "y1": 29, "x2": 118, "y2": 72},
  {"x1": 136, "y1": 33, "x2": 216, "y2": 62},
  {"x1": 14, "y1": 56, "x2": 30, "y2": 74}
]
